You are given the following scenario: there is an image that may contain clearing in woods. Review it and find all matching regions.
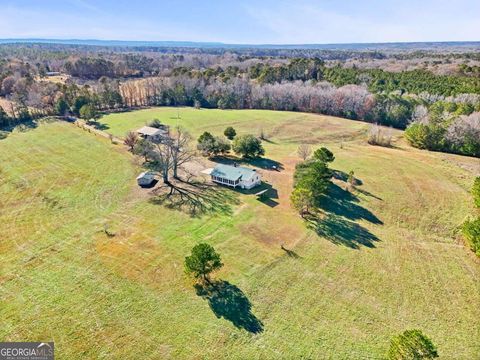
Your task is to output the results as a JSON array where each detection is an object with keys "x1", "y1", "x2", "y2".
[{"x1": 0, "y1": 108, "x2": 479, "y2": 359}]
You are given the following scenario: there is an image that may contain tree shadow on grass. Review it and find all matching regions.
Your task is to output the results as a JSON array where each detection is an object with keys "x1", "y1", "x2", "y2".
[
  {"x1": 231, "y1": 181, "x2": 280, "y2": 208},
  {"x1": 281, "y1": 244, "x2": 301, "y2": 258},
  {"x1": 195, "y1": 280, "x2": 264, "y2": 334},
  {"x1": 355, "y1": 187, "x2": 383, "y2": 201},
  {"x1": 320, "y1": 183, "x2": 383, "y2": 225},
  {"x1": 332, "y1": 170, "x2": 363, "y2": 185},
  {"x1": 256, "y1": 184, "x2": 279, "y2": 207},
  {"x1": 0, "y1": 130, "x2": 9, "y2": 140},
  {"x1": 1, "y1": 120, "x2": 39, "y2": 140},
  {"x1": 149, "y1": 179, "x2": 239, "y2": 217},
  {"x1": 212, "y1": 155, "x2": 284, "y2": 172},
  {"x1": 92, "y1": 121, "x2": 110, "y2": 131},
  {"x1": 306, "y1": 213, "x2": 380, "y2": 249},
  {"x1": 305, "y1": 182, "x2": 382, "y2": 249}
]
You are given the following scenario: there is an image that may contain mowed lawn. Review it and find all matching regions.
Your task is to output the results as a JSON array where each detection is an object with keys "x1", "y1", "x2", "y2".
[
  {"x1": 0, "y1": 110, "x2": 479, "y2": 359},
  {"x1": 99, "y1": 107, "x2": 369, "y2": 141}
]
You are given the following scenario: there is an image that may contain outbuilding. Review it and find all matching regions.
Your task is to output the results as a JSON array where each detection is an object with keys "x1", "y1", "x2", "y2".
[
  {"x1": 210, "y1": 164, "x2": 261, "y2": 189},
  {"x1": 136, "y1": 126, "x2": 169, "y2": 143},
  {"x1": 136, "y1": 172, "x2": 156, "y2": 187}
]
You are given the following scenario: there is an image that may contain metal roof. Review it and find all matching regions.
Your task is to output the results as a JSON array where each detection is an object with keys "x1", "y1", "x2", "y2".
[
  {"x1": 136, "y1": 126, "x2": 166, "y2": 136},
  {"x1": 211, "y1": 164, "x2": 257, "y2": 181},
  {"x1": 136, "y1": 171, "x2": 155, "y2": 180}
]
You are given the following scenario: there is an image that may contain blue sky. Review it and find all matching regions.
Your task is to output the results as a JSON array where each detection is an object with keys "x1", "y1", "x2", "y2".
[{"x1": 0, "y1": 0, "x2": 479, "y2": 44}]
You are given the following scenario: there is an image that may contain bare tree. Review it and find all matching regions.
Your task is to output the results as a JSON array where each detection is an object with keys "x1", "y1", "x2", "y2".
[
  {"x1": 411, "y1": 105, "x2": 430, "y2": 124},
  {"x1": 124, "y1": 131, "x2": 138, "y2": 152},
  {"x1": 170, "y1": 126, "x2": 195, "y2": 179},
  {"x1": 258, "y1": 128, "x2": 267, "y2": 140},
  {"x1": 297, "y1": 144, "x2": 312, "y2": 160},
  {"x1": 152, "y1": 142, "x2": 173, "y2": 184},
  {"x1": 367, "y1": 124, "x2": 392, "y2": 147}
]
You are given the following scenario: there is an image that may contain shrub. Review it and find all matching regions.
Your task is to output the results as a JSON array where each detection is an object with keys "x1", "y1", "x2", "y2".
[
  {"x1": 462, "y1": 217, "x2": 480, "y2": 256},
  {"x1": 133, "y1": 138, "x2": 155, "y2": 162},
  {"x1": 297, "y1": 144, "x2": 312, "y2": 160},
  {"x1": 290, "y1": 187, "x2": 314, "y2": 217},
  {"x1": 387, "y1": 329, "x2": 438, "y2": 360},
  {"x1": 368, "y1": 124, "x2": 392, "y2": 147},
  {"x1": 124, "y1": 131, "x2": 139, "y2": 152},
  {"x1": 224, "y1": 126, "x2": 236, "y2": 140},
  {"x1": 471, "y1": 177, "x2": 480, "y2": 208},
  {"x1": 79, "y1": 104, "x2": 97, "y2": 122},
  {"x1": 148, "y1": 118, "x2": 163, "y2": 129},
  {"x1": 348, "y1": 170, "x2": 356, "y2": 188},
  {"x1": 445, "y1": 113, "x2": 480, "y2": 157},
  {"x1": 197, "y1": 132, "x2": 230, "y2": 157},
  {"x1": 232, "y1": 134, "x2": 265, "y2": 158},
  {"x1": 55, "y1": 98, "x2": 68, "y2": 116},
  {"x1": 313, "y1": 147, "x2": 335, "y2": 163}
]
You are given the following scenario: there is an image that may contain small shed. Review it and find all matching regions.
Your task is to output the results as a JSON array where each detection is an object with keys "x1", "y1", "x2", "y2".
[
  {"x1": 136, "y1": 126, "x2": 168, "y2": 142},
  {"x1": 136, "y1": 172, "x2": 156, "y2": 187}
]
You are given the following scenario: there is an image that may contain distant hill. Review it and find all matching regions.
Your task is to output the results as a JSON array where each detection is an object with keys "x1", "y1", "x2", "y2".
[{"x1": 1, "y1": 38, "x2": 479, "y2": 51}]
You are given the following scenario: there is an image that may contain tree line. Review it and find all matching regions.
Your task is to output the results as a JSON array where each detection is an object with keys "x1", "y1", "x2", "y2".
[
  {"x1": 1, "y1": 47, "x2": 479, "y2": 157},
  {"x1": 462, "y1": 177, "x2": 480, "y2": 257},
  {"x1": 405, "y1": 107, "x2": 480, "y2": 157}
]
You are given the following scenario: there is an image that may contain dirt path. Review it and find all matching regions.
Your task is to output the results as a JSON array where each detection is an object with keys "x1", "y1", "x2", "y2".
[{"x1": 75, "y1": 119, "x2": 123, "y2": 144}]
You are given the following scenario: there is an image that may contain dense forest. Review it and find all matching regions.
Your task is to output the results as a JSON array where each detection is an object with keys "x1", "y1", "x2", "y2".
[{"x1": 1, "y1": 43, "x2": 479, "y2": 157}]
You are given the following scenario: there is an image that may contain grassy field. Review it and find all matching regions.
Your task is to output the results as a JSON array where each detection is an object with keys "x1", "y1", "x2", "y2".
[{"x1": 1, "y1": 109, "x2": 479, "y2": 359}]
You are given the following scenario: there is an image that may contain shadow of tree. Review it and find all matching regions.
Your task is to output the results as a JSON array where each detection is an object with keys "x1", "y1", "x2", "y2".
[
  {"x1": 306, "y1": 214, "x2": 379, "y2": 249},
  {"x1": 195, "y1": 280, "x2": 264, "y2": 334},
  {"x1": 0, "y1": 117, "x2": 70, "y2": 141},
  {"x1": 212, "y1": 155, "x2": 284, "y2": 172},
  {"x1": 355, "y1": 188, "x2": 383, "y2": 201},
  {"x1": 332, "y1": 170, "x2": 363, "y2": 185},
  {"x1": 149, "y1": 179, "x2": 239, "y2": 217},
  {"x1": 92, "y1": 121, "x2": 110, "y2": 131},
  {"x1": 281, "y1": 244, "x2": 301, "y2": 258},
  {"x1": 258, "y1": 197, "x2": 279, "y2": 208},
  {"x1": 304, "y1": 181, "x2": 382, "y2": 249},
  {"x1": 319, "y1": 183, "x2": 383, "y2": 225},
  {"x1": 1, "y1": 120, "x2": 39, "y2": 139},
  {"x1": 233, "y1": 181, "x2": 280, "y2": 208}
]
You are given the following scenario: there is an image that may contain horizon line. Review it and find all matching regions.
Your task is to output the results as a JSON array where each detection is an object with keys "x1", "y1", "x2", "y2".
[{"x1": 1, "y1": 38, "x2": 480, "y2": 48}]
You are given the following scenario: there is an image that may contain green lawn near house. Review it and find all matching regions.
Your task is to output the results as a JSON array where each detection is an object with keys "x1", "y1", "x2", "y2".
[{"x1": 1, "y1": 110, "x2": 479, "y2": 359}]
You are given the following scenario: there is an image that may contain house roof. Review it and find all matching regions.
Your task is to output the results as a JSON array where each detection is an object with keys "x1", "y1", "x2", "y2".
[
  {"x1": 211, "y1": 164, "x2": 257, "y2": 182},
  {"x1": 136, "y1": 126, "x2": 166, "y2": 136},
  {"x1": 136, "y1": 171, "x2": 155, "y2": 180}
]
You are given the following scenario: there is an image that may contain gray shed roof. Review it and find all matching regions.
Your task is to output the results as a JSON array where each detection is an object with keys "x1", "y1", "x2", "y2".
[
  {"x1": 211, "y1": 164, "x2": 257, "y2": 182},
  {"x1": 136, "y1": 171, "x2": 155, "y2": 180},
  {"x1": 137, "y1": 126, "x2": 166, "y2": 136}
]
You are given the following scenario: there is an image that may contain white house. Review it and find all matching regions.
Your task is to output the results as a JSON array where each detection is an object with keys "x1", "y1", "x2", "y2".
[
  {"x1": 210, "y1": 164, "x2": 261, "y2": 189},
  {"x1": 136, "y1": 126, "x2": 169, "y2": 142}
]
